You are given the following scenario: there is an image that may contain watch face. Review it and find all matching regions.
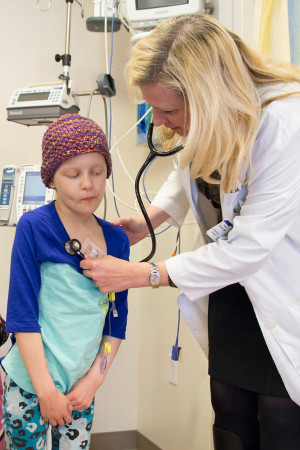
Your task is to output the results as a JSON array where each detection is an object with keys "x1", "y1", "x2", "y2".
[
  {"x1": 150, "y1": 274, "x2": 160, "y2": 285},
  {"x1": 149, "y1": 263, "x2": 161, "y2": 287}
]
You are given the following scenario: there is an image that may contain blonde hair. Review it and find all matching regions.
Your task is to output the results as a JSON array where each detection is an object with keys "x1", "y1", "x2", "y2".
[{"x1": 127, "y1": 14, "x2": 300, "y2": 192}]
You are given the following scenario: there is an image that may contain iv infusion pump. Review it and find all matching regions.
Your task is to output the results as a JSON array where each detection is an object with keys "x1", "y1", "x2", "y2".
[
  {"x1": 7, "y1": 83, "x2": 79, "y2": 126},
  {"x1": 0, "y1": 165, "x2": 55, "y2": 226}
]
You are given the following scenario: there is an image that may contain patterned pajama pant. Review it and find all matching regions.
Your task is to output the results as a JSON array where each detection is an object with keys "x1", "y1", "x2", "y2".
[
  {"x1": 0, "y1": 373, "x2": 4, "y2": 450},
  {"x1": 2, "y1": 375, "x2": 95, "y2": 449}
]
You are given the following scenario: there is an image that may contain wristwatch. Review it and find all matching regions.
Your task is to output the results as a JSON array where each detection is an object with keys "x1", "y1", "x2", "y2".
[{"x1": 148, "y1": 262, "x2": 161, "y2": 288}]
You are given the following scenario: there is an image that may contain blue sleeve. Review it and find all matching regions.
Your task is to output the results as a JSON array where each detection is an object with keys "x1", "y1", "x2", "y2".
[
  {"x1": 5, "y1": 215, "x2": 41, "y2": 333},
  {"x1": 103, "y1": 228, "x2": 130, "y2": 340}
]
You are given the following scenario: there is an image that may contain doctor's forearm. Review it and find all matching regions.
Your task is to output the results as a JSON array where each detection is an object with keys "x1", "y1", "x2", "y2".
[
  {"x1": 81, "y1": 256, "x2": 170, "y2": 292},
  {"x1": 145, "y1": 205, "x2": 171, "y2": 230},
  {"x1": 135, "y1": 206, "x2": 171, "y2": 242}
]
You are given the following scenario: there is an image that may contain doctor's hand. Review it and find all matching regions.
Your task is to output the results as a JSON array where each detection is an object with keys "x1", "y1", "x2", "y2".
[
  {"x1": 80, "y1": 255, "x2": 151, "y2": 293},
  {"x1": 111, "y1": 206, "x2": 171, "y2": 246},
  {"x1": 111, "y1": 216, "x2": 149, "y2": 246}
]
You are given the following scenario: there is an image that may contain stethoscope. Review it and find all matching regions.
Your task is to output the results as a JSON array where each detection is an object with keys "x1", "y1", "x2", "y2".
[
  {"x1": 64, "y1": 237, "x2": 119, "y2": 318},
  {"x1": 64, "y1": 123, "x2": 184, "y2": 264},
  {"x1": 64, "y1": 238, "x2": 84, "y2": 258},
  {"x1": 135, "y1": 122, "x2": 184, "y2": 262}
]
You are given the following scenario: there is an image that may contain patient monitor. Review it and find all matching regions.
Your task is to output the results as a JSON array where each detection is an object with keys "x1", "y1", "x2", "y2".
[{"x1": 0, "y1": 164, "x2": 55, "y2": 226}]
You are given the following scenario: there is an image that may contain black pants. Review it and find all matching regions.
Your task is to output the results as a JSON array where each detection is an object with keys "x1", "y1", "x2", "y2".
[{"x1": 211, "y1": 377, "x2": 300, "y2": 450}]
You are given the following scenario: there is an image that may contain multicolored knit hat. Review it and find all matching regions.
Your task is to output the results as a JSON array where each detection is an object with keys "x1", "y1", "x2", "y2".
[{"x1": 41, "y1": 114, "x2": 112, "y2": 187}]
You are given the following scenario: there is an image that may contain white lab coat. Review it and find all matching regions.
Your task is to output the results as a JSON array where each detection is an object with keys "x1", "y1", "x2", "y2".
[{"x1": 151, "y1": 82, "x2": 300, "y2": 405}]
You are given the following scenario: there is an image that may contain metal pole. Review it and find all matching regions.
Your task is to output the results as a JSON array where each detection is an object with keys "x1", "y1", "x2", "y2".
[{"x1": 64, "y1": 1, "x2": 72, "y2": 79}]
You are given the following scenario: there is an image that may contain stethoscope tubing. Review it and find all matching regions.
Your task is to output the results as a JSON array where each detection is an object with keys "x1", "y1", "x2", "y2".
[
  {"x1": 65, "y1": 124, "x2": 183, "y2": 264},
  {"x1": 135, "y1": 123, "x2": 183, "y2": 262}
]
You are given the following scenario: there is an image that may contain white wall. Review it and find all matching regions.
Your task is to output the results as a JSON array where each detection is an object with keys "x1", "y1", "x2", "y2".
[
  {"x1": 213, "y1": 0, "x2": 255, "y2": 45},
  {"x1": 0, "y1": 2, "x2": 255, "y2": 450}
]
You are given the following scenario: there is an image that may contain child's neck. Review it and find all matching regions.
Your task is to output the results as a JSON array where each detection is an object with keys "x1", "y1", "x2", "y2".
[
  {"x1": 64, "y1": 216, "x2": 97, "y2": 239},
  {"x1": 55, "y1": 201, "x2": 93, "y2": 226},
  {"x1": 55, "y1": 202, "x2": 107, "y2": 254}
]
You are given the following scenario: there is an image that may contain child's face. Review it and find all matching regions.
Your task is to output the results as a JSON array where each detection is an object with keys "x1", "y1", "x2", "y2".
[{"x1": 50, "y1": 152, "x2": 107, "y2": 217}]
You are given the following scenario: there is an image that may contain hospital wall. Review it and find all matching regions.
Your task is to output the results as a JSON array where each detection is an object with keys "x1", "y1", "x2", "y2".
[{"x1": 0, "y1": 1, "x2": 264, "y2": 450}]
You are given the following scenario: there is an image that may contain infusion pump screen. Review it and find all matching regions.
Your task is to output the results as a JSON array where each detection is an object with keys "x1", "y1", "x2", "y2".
[
  {"x1": 23, "y1": 172, "x2": 46, "y2": 205},
  {"x1": 17, "y1": 92, "x2": 50, "y2": 102}
]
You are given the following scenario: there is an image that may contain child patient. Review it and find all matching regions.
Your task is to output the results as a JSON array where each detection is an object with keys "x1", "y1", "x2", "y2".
[{"x1": 1, "y1": 114, "x2": 129, "y2": 449}]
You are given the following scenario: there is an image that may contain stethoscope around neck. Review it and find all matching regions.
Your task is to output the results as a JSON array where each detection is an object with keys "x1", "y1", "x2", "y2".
[{"x1": 135, "y1": 122, "x2": 184, "y2": 262}]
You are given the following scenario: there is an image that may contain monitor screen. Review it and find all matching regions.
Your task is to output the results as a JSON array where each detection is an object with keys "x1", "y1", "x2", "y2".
[
  {"x1": 126, "y1": 0, "x2": 202, "y2": 28},
  {"x1": 23, "y1": 172, "x2": 46, "y2": 205},
  {"x1": 136, "y1": 0, "x2": 188, "y2": 10},
  {"x1": 17, "y1": 92, "x2": 50, "y2": 102}
]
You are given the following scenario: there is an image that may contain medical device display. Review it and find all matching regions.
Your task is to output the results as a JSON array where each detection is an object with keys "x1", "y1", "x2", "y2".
[
  {"x1": 0, "y1": 164, "x2": 55, "y2": 226},
  {"x1": 126, "y1": 0, "x2": 204, "y2": 30},
  {"x1": 15, "y1": 165, "x2": 55, "y2": 224},
  {"x1": 7, "y1": 83, "x2": 79, "y2": 126},
  {"x1": 0, "y1": 166, "x2": 18, "y2": 226}
]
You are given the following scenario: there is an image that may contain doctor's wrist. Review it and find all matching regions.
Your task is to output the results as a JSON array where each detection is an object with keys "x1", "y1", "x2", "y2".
[{"x1": 137, "y1": 261, "x2": 169, "y2": 288}]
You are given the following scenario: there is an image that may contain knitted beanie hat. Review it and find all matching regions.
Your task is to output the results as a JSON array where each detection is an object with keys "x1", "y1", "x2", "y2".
[{"x1": 41, "y1": 114, "x2": 112, "y2": 187}]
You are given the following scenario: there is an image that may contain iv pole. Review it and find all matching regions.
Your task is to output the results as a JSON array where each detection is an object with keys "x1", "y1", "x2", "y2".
[{"x1": 55, "y1": 0, "x2": 78, "y2": 94}]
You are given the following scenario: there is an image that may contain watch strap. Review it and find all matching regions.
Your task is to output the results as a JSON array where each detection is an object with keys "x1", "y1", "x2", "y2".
[{"x1": 168, "y1": 274, "x2": 177, "y2": 288}]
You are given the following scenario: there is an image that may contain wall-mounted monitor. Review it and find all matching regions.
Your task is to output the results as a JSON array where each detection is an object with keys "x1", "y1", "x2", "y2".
[{"x1": 126, "y1": 0, "x2": 204, "y2": 30}]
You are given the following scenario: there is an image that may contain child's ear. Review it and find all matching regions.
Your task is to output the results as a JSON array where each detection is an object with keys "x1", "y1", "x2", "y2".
[{"x1": 48, "y1": 178, "x2": 55, "y2": 189}]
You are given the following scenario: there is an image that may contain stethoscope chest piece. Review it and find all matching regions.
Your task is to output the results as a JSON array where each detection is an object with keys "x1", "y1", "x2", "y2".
[{"x1": 64, "y1": 238, "x2": 83, "y2": 257}]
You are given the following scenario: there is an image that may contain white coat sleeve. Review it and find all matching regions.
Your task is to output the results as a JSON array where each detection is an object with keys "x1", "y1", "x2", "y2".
[{"x1": 166, "y1": 101, "x2": 300, "y2": 301}]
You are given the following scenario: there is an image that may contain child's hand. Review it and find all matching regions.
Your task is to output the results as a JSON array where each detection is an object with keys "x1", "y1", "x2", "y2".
[
  {"x1": 66, "y1": 377, "x2": 97, "y2": 411},
  {"x1": 38, "y1": 388, "x2": 73, "y2": 426}
]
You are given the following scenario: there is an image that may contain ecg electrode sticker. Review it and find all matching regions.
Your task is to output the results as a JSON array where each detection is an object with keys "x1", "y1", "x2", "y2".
[{"x1": 81, "y1": 238, "x2": 106, "y2": 258}]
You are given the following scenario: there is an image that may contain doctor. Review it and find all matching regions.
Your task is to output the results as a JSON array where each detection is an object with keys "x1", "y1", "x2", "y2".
[{"x1": 81, "y1": 14, "x2": 300, "y2": 450}]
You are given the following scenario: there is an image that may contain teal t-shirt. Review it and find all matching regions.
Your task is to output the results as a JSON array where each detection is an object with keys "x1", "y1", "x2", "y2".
[{"x1": 3, "y1": 262, "x2": 109, "y2": 394}]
